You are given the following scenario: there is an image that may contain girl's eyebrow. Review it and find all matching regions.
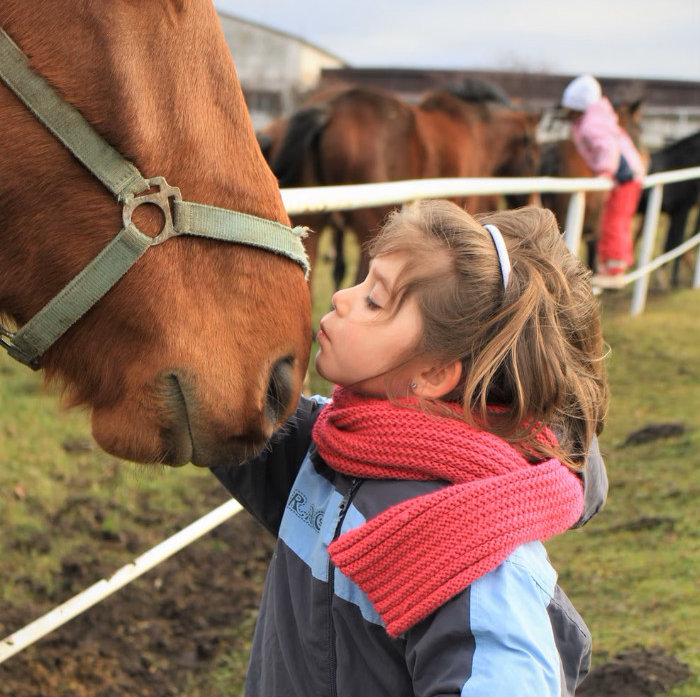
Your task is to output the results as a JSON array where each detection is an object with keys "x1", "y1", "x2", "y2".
[
  {"x1": 373, "y1": 272, "x2": 391, "y2": 291},
  {"x1": 369, "y1": 263, "x2": 393, "y2": 293}
]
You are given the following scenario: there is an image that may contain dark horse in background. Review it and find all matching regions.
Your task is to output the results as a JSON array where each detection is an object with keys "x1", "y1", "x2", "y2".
[
  {"x1": 539, "y1": 99, "x2": 645, "y2": 270},
  {"x1": 265, "y1": 79, "x2": 541, "y2": 287},
  {"x1": 636, "y1": 130, "x2": 700, "y2": 286}
]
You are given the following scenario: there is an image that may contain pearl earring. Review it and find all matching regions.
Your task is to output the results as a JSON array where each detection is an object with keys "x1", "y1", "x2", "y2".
[{"x1": 410, "y1": 382, "x2": 417, "y2": 389}]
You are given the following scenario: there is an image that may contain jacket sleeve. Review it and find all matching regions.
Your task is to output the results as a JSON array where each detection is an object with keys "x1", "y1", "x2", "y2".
[
  {"x1": 574, "y1": 120, "x2": 620, "y2": 176},
  {"x1": 211, "y1": 395, "x2": 327, "y2": 536},
  {"x1": 404, "y1": 551, "x2": 580, "y2": 697},
  {"x1": 581, "y1": 133, "x2": 620, "y2": 176}
]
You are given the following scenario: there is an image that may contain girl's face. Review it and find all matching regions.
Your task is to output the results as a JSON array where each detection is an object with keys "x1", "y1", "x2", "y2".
[{"x1": 315, "y1": 253, "x2": 424, "y2": 397}]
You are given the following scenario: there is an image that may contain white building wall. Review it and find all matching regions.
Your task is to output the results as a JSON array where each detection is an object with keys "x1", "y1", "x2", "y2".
[
  {"x1": 298, "y1": 45, "x2": 345, "y2": 91},
  {"x1": 217, "y1": 13, "x2": 345, "y2": 129}
]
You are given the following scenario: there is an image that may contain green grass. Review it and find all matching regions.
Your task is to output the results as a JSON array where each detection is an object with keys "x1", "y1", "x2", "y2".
[
  {"x1": 0, "y1": 359, "x2": 220, "y2": 606},
  {"x1": 1, "y1": 227, "x2": 698, "y2": 694},
  {"x1": 546, "y1": 285, "x2": 700, "y2": 696}
]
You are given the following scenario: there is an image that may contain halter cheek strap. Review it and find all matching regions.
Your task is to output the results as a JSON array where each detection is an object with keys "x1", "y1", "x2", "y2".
[
  {"x1": 0, "y1": 27, "x2": 310, "y2": 370},
  {"x1": 483, "y1": 224, "x2": 511, "y2": 289}
]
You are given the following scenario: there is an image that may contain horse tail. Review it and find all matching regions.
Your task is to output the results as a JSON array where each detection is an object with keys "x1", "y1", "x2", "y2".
[{"x1": 271, "y1": 106, "x2": 329, "y2": 188}]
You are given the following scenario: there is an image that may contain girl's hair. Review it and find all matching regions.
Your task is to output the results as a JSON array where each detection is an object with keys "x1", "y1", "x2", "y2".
[{"x1": 369, "y1": 200, "x2": 609, "y2": 470}]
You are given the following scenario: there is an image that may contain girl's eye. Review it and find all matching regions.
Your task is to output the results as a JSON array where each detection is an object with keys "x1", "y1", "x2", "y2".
[{"x1": 365, "y1": 295, "x2": 381, "y2": 310}]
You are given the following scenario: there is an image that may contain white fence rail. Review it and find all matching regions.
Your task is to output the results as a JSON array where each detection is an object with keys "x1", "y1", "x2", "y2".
[
  {"x1": 282, "y1": 165, "x2": 700, "y2": 317},
  {"x1": 2, "y1": 165, "x2": 699, "y2": 664}
]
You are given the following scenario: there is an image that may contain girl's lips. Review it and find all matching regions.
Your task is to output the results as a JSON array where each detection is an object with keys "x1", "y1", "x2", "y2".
[{"x1": 318, "y1": 318, "x2": 330, "y2": 342}]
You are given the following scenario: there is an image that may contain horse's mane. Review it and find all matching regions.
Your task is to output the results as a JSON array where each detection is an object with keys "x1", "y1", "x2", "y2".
[
  {"x1": 444, "y1": 77, "x2": 513, "y2": 106},
  {"x1": 418, "y1": 90, "x2": 481, "y2": 119},
  {"x1": 419, "y1": 78, "x2": 513, "y2": 119}
]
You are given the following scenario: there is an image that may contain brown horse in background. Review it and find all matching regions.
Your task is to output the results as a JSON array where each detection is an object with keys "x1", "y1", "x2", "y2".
[
  {"x1": 0, "y1": 0, "x2": 311, "y2": 467},
  {"x1": 269, "y1": 80, "x2": 541, "y2": 285},
  {"x1": 539, "y1": 99, "x2": 645, "y2": 269}
]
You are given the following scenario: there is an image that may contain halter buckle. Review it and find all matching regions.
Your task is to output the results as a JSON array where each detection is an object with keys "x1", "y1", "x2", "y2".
[
  {"x1": 0, "y1": 324, "x2": 15, "y2": 353},
  {"x1": 122, "y1": 176, "x2": 182, "y2": 244},
  {"x1": 0, "y1": 324, "x2": 40, "y2": 370}
]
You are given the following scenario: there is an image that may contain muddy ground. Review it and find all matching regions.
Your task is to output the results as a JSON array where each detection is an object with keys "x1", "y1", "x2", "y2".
[
  {"x1": 0, "y1": 490, "x2": 274, "y2": 697},
  {"x1": 0, "y1": 495, "x2": 691, "y2": 697}
]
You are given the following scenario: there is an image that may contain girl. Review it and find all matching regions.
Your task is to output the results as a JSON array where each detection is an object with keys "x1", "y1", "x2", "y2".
[{"x1": 214, "y1": 201, "x2": 609, "y2": 697}]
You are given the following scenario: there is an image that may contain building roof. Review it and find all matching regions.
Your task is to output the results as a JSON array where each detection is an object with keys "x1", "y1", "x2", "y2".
[{"x1": 320, "y1": 67, "x2": 700, "y2": 108}]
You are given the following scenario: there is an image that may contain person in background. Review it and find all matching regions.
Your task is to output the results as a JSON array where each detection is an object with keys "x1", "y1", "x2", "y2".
[{"x1": 561, "y1": 74, "x2": 646, "y2": 283}]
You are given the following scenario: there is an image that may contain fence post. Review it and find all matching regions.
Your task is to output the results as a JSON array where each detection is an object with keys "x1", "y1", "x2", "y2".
[
  {"x1": 563, "y1": 191, "x2": 586, "y2": 256},
  {"x1": 631, "y1": 183, "x2": 664, "y2": 317}
]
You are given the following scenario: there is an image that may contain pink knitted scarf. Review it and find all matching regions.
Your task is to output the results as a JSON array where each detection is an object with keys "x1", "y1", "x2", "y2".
[{"x1": 312, "y1": 386, "x2": 584, "y2": 637}]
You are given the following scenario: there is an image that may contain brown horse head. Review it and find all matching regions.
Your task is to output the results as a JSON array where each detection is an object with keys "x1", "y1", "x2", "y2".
[
  {"x1": 0, "y1": 1, "x2": 311, "y2": 467},
  {"x1": 491, "y1": 107, "x2": 542, "y2": 179},
  {"x1": 614, "y1": 98, "x2": 645, "y2": 150},
  {"x1": 489, "y1": 106, "x2": 542, "y2": 208}
]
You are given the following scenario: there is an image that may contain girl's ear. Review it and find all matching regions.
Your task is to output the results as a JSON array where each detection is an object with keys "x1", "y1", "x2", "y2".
[{"x1": 413, "y1": 359, "x2": 463, "y2": 399}]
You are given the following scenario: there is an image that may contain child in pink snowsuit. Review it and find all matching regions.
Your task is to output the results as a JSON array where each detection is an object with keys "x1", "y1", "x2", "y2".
[{"x1": 561, "y1": 74, "x2": 646, "y2": 277}]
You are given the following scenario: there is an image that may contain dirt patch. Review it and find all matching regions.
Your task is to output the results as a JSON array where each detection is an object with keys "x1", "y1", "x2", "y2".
[
  {"x1": 578, "y1": 647, "x2": 692, "y2": 697},
  {"x1": 623, "y1": 422, "x2": 689, "y2": 446},
  {"x1": 0, "y1": 508, "x2": 274, "y2": 697},
  {"x1": 1, "y1": 509, "x2": 692, "y2": 696}
]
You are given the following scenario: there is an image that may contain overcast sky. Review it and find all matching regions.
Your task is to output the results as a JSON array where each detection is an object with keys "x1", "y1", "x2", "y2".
[{"x1": 216, "y1": 0, "x2": 700, "y2": 82}]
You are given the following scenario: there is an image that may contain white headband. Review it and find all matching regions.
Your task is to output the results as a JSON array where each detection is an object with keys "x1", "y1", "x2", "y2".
[{"x1": 483, "y1": 224, "x2": 511, "y2": 289}]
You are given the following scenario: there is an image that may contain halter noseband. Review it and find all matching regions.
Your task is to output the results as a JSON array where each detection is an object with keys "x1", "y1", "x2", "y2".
[{"x1": 0, "y1": 27, "x2": 309, "y2": 370}]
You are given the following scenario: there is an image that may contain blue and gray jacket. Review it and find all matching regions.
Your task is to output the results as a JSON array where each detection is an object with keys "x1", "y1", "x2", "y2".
[{"x1": 213, "y1": 396, "x2": 608, "y2": 697}]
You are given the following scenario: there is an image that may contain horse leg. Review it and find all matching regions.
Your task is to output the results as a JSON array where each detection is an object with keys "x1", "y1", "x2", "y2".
[
  {"x1": 664, "y1": 205, "x2": 691, "y2": 287},
  {"x1": 331, "y1": 214, "x2": 347, "y2": 290},
  {"x1": 587, "y1": 239, "x2": 597, "y2": 271},
  {"x1": 584, "y1": 190, "x2": 606, "y2": 271}
]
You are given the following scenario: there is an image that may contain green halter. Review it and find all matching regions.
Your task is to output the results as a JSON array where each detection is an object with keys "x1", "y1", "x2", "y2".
[{"x1": 0, "y1": 27, "x2": 309, "y2": 370}]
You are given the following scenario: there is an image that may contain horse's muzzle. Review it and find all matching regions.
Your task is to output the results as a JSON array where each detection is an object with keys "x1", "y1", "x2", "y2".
[{"x1": 157, "y1": 356, "x2": 297, "y2": 467}]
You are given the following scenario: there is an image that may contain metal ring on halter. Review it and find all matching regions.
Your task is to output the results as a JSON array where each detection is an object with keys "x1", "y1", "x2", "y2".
[{"x1": 122, "y1": 176, "x2": 183, "y2": 245}]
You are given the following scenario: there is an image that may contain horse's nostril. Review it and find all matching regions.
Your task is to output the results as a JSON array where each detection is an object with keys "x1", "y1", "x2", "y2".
[{"x1": 265, "y1": 355, "x2": 295, "y2": 424}]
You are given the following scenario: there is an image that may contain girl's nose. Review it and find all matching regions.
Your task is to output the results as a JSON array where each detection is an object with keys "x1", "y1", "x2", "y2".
[{"x1": 331, "y1": 287, "x2": 351, "y2": 315}]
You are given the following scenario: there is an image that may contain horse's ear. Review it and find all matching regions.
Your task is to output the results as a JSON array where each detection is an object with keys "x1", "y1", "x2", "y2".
[{"x1": 628, "y1": 98, "x2": 644, "y2": 118}]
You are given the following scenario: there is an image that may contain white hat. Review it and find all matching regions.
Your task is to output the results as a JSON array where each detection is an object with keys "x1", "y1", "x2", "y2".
[{"x1": 561, "y1": 74, "x2": 602, "y2": 112}]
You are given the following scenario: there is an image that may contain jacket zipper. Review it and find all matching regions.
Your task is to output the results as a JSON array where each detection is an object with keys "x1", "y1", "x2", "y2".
[{"x1": 327, "y1": 478, "x2": 361, "y2": 697}]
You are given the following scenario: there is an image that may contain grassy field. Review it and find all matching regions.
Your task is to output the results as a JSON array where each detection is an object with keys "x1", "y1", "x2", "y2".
[
  {"x1": 1, "y1": 230, "x2": 698, "y2": 695},
  {"x1": 547, "y1": 284, "x2": 700, "y2": 697}
]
